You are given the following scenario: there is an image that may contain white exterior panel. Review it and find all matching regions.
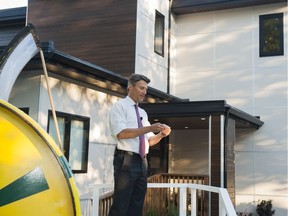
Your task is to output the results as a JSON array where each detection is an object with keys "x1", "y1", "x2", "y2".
[
  {"x1": 135, "y1": 0, "x2": 170, "y2": 92},
  {"x1": 173, "y1": 3, "x2": 288, "y2": 214}
]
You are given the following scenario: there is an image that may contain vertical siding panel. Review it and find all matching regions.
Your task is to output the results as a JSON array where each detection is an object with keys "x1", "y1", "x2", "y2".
[{"x1": 28, "y1": 0, "x2": 137, "y2": 77}]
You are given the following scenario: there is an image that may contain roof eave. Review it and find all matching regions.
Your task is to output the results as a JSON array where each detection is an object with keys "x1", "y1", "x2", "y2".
[
  {"x1": 172, "y1": 0, "x2": 287, "y2": 15},
  {"x1": 25, "y1": 41, "x2": 185, "y2": 103},
  {"x1": 0, "y1": 7, "x2": 26, "y2": 26}
]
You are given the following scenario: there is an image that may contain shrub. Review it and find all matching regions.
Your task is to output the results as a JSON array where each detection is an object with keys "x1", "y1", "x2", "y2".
[{"x1": 256, "y1": 200, "x2": 275, "y2": 216}]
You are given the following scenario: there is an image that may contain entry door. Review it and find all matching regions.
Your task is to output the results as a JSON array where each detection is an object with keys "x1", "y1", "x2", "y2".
[{"x1": 147, "y1": 137, "x2": 169, "y2": 176}]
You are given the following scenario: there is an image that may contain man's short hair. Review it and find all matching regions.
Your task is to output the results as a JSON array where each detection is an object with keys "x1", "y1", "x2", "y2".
[{"x1": 128, "y1": 74, "x2": 150, "y2": 87}]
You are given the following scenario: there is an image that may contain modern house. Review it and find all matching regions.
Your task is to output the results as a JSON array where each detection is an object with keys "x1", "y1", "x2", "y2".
[{"x1": 0, "y1": 0, "x2": 287, "y2": 215}]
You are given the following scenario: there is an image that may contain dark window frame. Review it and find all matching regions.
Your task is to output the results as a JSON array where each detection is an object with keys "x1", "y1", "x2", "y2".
[
  {"x1": 19, "y1": 107, "x2": 29, "y2": 115},
  {"x1": 154, "y1": 10, "x2": 165, "y2": 56},
  {"x1": 259, "y1": 13, "x2": 284, "y2": 57},
  {"x1": 47, "y1": 110, "x2": 90, "y2": 173}
]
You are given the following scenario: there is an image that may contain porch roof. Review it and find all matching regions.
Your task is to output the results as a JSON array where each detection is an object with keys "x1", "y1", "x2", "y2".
[
  {"x1": 172, "y1": 0, "x2": 287, "y2": 15},
  {"x1": 140, "y1": 100, "x2": 264, "y2": 130}
]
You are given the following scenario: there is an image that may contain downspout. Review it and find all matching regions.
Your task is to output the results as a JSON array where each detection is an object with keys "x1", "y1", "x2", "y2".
[{"x1": 167, "y1": 0, "x2": 172, "y2": 94}]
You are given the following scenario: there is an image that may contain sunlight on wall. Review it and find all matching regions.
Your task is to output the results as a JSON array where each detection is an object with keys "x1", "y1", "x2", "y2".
[
  {"x1": 44, "y1": 77, "x2": 59, "y2": 89},
  {"x1": 38, "y1": 111, "x2": 48, "y2": 131},
  {"x1": 66, "y1": 84, "x2": 82, "y2": 101},
  {"x1": 254, "y1": 81, "x2": 286, "y2": 98},
  {"x1": 75, "y1": 161, "x2": 102, "y2": 193},
  {"x1": 74, "y1": 144, "x2": 114, "y2": 194},
  {"x1": 90, "y1": 123, "x2": 102, "y2": 141},
  {"x1": 226, "y1": 98, "x2": 250, "y2": 107}
]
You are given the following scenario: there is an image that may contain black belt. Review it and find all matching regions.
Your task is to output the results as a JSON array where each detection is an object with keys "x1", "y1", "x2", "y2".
[{"x1": 115, "y1": 148, "x2": 146, "y2": 158}]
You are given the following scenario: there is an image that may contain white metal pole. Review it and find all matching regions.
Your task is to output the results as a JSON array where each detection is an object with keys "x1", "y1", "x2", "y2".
[
  {"x1": 179, "y1": 187, "x2": 187, "y2": 216},
  {"x1": 208, "y1": 115, "x2": 212, "y2": 216},
  {"x1": 190, "y1": 188, "x2": 197, "y2": 216},
  {"x1": 92, "y1": 187, "x2": 100, "y2": 216}
]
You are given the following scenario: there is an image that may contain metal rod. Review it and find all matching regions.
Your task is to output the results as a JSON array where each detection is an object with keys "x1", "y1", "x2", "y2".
[{"x1": 39, "y1": 49, "x2": 63, "y2": 152}]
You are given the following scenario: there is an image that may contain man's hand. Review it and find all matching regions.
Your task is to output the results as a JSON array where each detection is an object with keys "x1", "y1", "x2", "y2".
[
  {"x1": 160, "y1": 124, "x2": 171, "y2": 137},
  {"x1": 150, "y1": 123, "x2": 171, "y2": 136},
  {"x1": 148, "y1": 123, "x2": 171, "y2": 146},
  {"x1": 150, "y1": 123, "x2": 166, "y2": 133}
]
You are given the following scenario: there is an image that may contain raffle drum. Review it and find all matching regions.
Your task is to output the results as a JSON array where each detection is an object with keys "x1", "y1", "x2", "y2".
[{"x1": 0, "y1": 99, "x2": 81, "y2": 215}]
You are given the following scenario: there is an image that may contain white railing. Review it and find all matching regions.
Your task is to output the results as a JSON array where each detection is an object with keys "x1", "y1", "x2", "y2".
[{"x1": 80, "y1": 183, "x2": 237, "y2": 216}]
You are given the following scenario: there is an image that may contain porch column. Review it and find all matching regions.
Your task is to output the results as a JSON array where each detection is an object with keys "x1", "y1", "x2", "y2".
[
  {"x1": 210, "y1": 115, "x2": 221, "y2": 216},
  {"x1": 210, "y1": 115, "x2": 236, "y2": 215}
]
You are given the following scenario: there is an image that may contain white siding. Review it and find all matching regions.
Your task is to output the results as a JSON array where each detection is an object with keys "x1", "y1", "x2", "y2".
[
  {"x1": 173, "y1": 3, "x2": 288, "y2": 215},
  {"x1": 135, "y1": 0, "x2": 170, "y2": 92},
  {"x1": 38, "y1": 76, "x2": 119, "y2": 194},
  {"x1": 9, "y1": 70, "x2": 41, "y2": 121}
]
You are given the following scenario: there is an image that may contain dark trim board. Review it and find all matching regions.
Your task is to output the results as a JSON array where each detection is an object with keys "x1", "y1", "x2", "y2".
[
  {"x1": 0, "y1": 7, "x2": 26, "y2": 26},
  {"x1": 172, "y1": 0, "x2": 287, "y2": 15}
]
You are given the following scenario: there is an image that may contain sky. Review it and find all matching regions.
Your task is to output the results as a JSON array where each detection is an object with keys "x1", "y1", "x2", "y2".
[{"x1": 0, "y1": 0, "x2": 27, "y2": 10}]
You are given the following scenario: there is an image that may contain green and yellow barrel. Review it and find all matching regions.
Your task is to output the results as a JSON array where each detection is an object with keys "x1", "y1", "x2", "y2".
[{"x1": 0, "y1": 99, "x2": 81, "y2": 215}]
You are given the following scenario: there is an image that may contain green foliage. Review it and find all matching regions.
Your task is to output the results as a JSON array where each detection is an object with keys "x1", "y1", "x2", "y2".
[
  {"x1": 146, "y1": 208, "x2": 158, "y2": 216},
  {"x1": 256, "y1": 200, "x2": 275, "y2": 216},
  {"x1": 166, "y1": 203, "x2": 179, "y2": 216},
  {"x1": 146, "y1": 203, "x2": 180, "y2": 216}
]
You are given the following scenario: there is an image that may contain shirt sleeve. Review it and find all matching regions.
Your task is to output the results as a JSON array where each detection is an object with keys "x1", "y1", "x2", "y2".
[{"x1": 109, "y1": 102, "x2": 128, "y2": 137}]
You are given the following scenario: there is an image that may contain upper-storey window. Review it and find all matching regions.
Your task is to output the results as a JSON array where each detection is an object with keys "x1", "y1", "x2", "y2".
[
  {"x1": 48, "y1": 111, "x2": 90, "y2": 173},
  {"x1": 259, "y1": 13, "x2": 283, "y2": 57},
  {"x1": 154, "y1": 11, "x2": 165, "y2": 56}
]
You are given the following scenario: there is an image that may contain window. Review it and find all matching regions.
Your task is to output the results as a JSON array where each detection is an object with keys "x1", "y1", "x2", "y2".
[
  {"x1": 259, "y1": 13, "x2": 283, "y2": 57},
  {"x1": 154, "y1": 11, "x2": 165, "y2": 56},
  {"x1": 48, "y1": 111, "x2": 90, "y2": 173}
]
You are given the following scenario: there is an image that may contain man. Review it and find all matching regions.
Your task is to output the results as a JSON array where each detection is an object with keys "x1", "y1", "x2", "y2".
[{"x1": 108, "y1": 74, "x2": 171, "y2": 216}]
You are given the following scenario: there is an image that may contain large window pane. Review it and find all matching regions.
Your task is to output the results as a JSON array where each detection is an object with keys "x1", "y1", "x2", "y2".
[
  {"x1": 48, "y1": 111, "x2": 90, "y2": 173},
  {"x1": 69, "y1": 120, "x2": 86, "y2": 170},
  {"x1": 48, "y1": 116, "x2": 65, "y2": 151}
]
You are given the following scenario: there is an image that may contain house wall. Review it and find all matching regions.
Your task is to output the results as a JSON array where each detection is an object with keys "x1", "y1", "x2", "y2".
[
  {"x1": 9, "y1": 71, "x2": 41, "y2": 121},
  {"x1": 135, "y1": 0, "x2": 170, "y2": 92},
  {"x1": 172, "y1": 3, "x2": 288, "y2": 215},
  {"x1": 27, "y1": 0, "x2": 138, "y2": 78},
  {"x1": 9, "y1": 72, "x2": 119, "y2": 194},
  {"x1": 27, "y1": 0, "x2": 174, "y2": 91},
  {"x1": 38, "y1": 76, "x2": 119, "y2": 194}
]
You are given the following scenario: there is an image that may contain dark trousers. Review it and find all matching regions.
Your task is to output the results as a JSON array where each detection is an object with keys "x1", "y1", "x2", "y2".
[{"x1": 108, "y1": 151, "x2": 148, "y2": 216}]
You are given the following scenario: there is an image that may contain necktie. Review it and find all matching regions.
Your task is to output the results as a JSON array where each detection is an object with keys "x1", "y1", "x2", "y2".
[{"x1": 134, "y1": 104, "x2": 145, "y2": 158}]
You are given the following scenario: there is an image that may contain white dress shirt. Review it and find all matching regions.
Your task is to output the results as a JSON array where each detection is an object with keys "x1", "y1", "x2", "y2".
[{"x1": 109, "y1": 96, "x2": 154, "y2": 154}]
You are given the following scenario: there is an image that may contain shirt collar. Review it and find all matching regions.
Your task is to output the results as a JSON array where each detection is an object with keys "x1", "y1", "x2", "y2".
[{"x1": 126, "y1": 96, "x2": 137, "y2": 106}]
